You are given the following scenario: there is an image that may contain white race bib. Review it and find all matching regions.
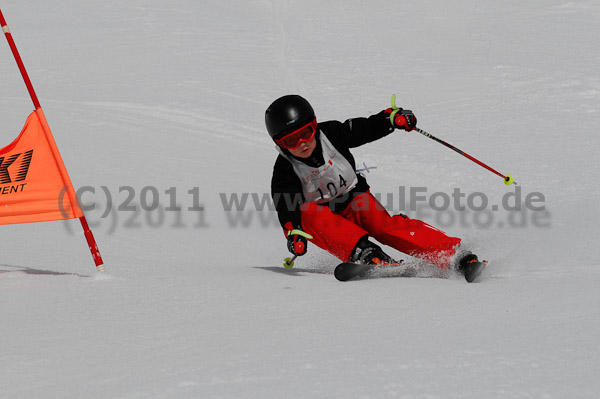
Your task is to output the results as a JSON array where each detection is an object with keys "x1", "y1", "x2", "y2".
[{"x1": 278, "y1": 133, "x2": 358, "y2": 204}]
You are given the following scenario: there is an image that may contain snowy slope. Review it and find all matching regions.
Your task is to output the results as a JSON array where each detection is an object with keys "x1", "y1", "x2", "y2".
[{"x1": 1, "y1": 1, "x2": 599, "y2": 398}]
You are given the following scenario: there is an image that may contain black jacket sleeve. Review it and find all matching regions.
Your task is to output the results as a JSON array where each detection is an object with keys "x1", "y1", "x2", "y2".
[
  {"x1": 271, "y1": 155, "x2": 303, "y2": 229},
  {"x1": 321, "y1": 109, "x2": 395, "y2": 149}
]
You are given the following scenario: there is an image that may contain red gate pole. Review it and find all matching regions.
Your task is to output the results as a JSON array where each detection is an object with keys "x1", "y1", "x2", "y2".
[{"x1": 1, "y1": 9, "x2": 105, "y2": 272}]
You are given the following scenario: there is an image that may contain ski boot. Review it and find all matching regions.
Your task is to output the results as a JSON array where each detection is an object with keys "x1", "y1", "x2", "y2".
[
  {"x1": 457, "y1": 253, "x2": 486, "y2": 283},
  {"x1": 350, "y1": 237, "x2": 394, "y2": 265}
]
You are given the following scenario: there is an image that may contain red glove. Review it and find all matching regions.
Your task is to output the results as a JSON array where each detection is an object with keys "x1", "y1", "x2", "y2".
[
  {"x1": 287, "y1": 231, "x2": 308, "y2": 256},
  {"x1": 386, "y1": 108, "x2": 417, "y2": 131},
  {"x1": 284, "y1": 222, "x2": 311, "y2": 256}
]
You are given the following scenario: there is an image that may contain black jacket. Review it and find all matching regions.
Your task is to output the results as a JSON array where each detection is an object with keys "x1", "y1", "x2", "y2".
[{"x1": 270, "y1": 110, "x2": 395, "y2": 229}]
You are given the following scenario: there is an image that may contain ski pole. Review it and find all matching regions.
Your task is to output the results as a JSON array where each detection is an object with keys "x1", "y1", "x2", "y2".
[
  {"x1": 414, "y1": 127, "x2": 515, "y2": 185},
  {"x1": 391, "y1": 94, "x2": 516, "y2": 186}
]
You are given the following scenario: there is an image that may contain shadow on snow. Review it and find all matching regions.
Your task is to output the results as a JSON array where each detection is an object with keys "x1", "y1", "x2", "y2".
[
  {"x1": 0, "y1": 264, "x2": 90, "y2": 278},
  {"x1": 255, "y1": 262, "x2": 452, "y2": 280}
]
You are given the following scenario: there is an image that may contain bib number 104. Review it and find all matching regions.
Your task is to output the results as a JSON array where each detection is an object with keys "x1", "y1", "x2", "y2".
[{"x1": 316, "y1": 174, "x2": 348, "y2": 200}]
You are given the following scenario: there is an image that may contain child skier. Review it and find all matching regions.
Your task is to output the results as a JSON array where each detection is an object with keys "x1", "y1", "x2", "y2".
[{"x1": 266, "y1": 94, "x2": 483, "y2": 282}]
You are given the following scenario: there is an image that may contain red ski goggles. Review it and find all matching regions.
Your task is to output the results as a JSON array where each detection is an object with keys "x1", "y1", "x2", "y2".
[{"x1": 274, "y1": 118, "x2": 317, "y2": 150}]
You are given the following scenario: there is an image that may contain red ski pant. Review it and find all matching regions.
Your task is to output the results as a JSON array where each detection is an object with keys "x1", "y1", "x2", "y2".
[{"x1": 291, "y1": 191, "x2": 461, "y2": 268}]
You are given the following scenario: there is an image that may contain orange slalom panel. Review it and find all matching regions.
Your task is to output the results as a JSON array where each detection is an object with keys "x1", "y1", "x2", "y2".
[{"x1": 0, "y1": 109, "x2": 83, "y2": 224}]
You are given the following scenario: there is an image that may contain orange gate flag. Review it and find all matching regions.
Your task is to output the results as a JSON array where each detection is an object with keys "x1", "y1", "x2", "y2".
[
  {"x1": 1, "y1": 9, "x2": 104, "y2": 271},
  {"x1": 0, "y1": 108, "x2": 83, "y2": 224}
]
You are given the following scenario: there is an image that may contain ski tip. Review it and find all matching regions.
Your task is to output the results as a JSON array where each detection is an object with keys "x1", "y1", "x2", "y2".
[
  {"x1": 334, "y1": 260, "x2": 405, "y2": 282},
  {"x1": 334, "y1": 262, "x2": 372, "y2": 282},
  {"x1": 465, "y1": 260, "x2": 488, "y2": 283}
]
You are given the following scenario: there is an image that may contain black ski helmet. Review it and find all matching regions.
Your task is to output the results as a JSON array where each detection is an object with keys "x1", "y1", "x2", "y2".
[{"x1": 265, "y1": 95, "x2": 315, "y2": 140}]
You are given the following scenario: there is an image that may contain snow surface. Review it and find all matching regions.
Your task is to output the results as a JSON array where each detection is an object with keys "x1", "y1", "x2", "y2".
[{"x1": 1, "y1": 1, "x2": 599, "y2": 398}]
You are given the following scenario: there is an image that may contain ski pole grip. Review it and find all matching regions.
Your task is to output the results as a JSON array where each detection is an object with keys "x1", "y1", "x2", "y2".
[
  {"x1": 389, "y1": 94, "x2": 399, "y2": 126},
  {"x1": 391, "y1": 94, "x2": 399, "y2": 110},
  {"x1": 287, "y1": 229, "x2": 313, "y2": 240}
]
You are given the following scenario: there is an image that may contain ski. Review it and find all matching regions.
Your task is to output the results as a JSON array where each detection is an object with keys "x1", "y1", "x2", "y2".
[
  {"x1": 334, "y1": 261, "x2": 405, "y2": 282},
  {"x1": 464, "y1": 260, "x2": 488, "y2": 283},
  {"x1": 334, "y1": 260, "x2": 489, "y2": 282}
]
